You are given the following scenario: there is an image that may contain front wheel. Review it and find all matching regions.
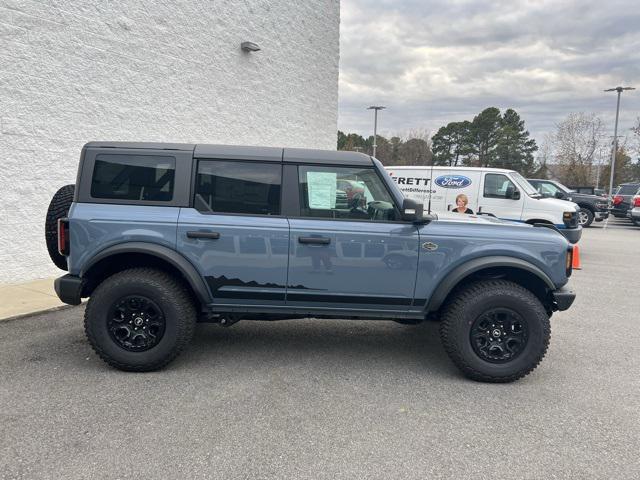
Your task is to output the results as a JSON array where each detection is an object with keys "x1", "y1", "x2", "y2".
[
  {"x1": 84, "y1": 268, "x2": 196, "y2": 371},
  {"x1": 578, "y1": 207, "x2": 594, "y2": 227},
  {"x1": 439, "y1": 280, "x2": 550, "y2": 383}
]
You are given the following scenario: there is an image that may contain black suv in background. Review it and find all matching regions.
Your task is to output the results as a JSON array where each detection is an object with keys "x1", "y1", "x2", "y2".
[
  {"x1": 527, "y1": 179, "x2": 609, "y2": 227},
  {"x1": 611, "y1": 183, "x2": 640, "y2": 218}
]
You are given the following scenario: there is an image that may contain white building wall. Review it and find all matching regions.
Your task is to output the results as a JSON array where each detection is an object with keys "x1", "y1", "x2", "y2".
[{"x1": 0, "y1": 0, "x2": 340, "y2": 283}]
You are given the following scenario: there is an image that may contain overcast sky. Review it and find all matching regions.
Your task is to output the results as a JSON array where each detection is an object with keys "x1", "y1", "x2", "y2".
[{"x1": 338, "y1": 0, "x2": 640, "y2": 149}]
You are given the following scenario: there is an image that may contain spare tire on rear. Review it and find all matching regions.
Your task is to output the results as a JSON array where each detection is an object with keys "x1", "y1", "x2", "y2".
[{"x1": 45, "y1": 184, "x2": 75, "y2": 271}]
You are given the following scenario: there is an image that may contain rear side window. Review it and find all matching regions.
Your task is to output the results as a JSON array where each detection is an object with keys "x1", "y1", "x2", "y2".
[
  {"x1": 91, "y1": 154, "x2": 175, "y2": 201},
  {"x1": 194, "y1": 160, "x2": 282, "y2": 215}
]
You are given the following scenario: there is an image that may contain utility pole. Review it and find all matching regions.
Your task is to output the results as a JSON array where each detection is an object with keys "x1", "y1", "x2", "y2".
[
  {"x1": 604, "y1": 86, "x2": 635, "y2": 203},
  {"x1": 599, "y1": 135, "x2": 624, "y2": 189},
  {"x1": 367, "y1": 106, "x2": 386, "y2": 157}
]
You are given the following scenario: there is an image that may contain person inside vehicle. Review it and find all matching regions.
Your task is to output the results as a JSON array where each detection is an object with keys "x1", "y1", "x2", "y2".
[{"x1": 453, "y1": 193, "x2": 474, "y2": 214}]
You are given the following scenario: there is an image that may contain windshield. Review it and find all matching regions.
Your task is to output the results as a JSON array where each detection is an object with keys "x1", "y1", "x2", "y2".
[
  {"x1": 536, "y1": 181, "x2": 563, "y2": 197},
  {"x1": 554, "y1": 181, "x2": 575, "y2": 193},
  {"x1": 509, "y1": 172, "x2": 539, "y2": 196},
  {"x1": 373, "y1": 158, "x2": 405, "y2": 204},
  {"x1": 617, "y1": 184, "x2": 640, "y2": 195}
]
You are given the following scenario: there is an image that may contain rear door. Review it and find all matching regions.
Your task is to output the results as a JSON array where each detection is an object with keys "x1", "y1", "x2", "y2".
[
  {"x1": 286, "y1": 163, "x2": 420, "y2": 312},
  {"x1": 177, "y1": 157, "x2": 289, "y2": 306}
]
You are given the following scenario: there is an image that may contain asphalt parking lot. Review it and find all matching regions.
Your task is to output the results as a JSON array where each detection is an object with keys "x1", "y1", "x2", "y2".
[{"x1": 1, "y1": 217, "x2": 639, "y2": 480}]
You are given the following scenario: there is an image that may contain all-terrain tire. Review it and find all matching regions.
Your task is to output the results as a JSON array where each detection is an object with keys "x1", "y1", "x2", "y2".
[
  {"x1": 45, "y1": 184, "x2": 75, "y2": 270},
  {"x1": 84, "y1": 268, "x2": 196, "y2": 372},
  {"x1": 578, "y1": 207, "x2": 594, "y2": 227},
  {"x1": 439, "y1": 280, "x2": 551, "y2": 383}
]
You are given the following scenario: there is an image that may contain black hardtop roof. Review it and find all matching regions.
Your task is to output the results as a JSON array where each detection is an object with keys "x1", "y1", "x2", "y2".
[
  {"x1": 84, "y1": 141, "x2": 196, "y2": 151},
  {"x1": 84, "y1": 142, "x2": 373, "y2": 166}
]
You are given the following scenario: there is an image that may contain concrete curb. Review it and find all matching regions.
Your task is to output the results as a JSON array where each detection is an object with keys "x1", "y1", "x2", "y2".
[{"x1": 0, "y1": 303, "x2": 82, "y2": 323}]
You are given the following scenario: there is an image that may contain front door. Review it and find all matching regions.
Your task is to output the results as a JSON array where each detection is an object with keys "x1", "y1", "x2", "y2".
[
  {"x1": 177, "y1": 159, "x2": 289, "y2": 306},
  {"x1": 478, "y1": 172, "x2": 525, "y2": 221},
  {"x1": 287, "y1": 164, "x2": 420, "y2": 311}
]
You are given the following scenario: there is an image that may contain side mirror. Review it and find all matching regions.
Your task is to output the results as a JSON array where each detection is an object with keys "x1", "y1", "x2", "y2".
[
  {"x1": 506, "y1": 185, "x2": 520, "y2": 200},
  {"x1": 401, "y1": 198, "x2": 424, "y2": 222},
  {"x1": 554, "y1": 191, "x2": 564, "y2": 199}
]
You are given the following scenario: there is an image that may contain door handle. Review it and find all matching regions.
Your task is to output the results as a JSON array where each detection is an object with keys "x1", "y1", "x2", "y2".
[
  {"x1": 298, "y1": 236, "x2": 331, "y2": 245},
  {"x1": 187, "y1": 231, "x2": 220, "y2": 240}
]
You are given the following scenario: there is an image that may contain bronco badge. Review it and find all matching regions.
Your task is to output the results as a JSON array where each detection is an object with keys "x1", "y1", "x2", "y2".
[{"x1": 422, "y1": 242, "x2": 438, "y2": 251}]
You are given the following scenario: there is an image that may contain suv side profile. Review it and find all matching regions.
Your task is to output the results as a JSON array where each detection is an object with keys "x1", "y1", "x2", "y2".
[{"x1": 48, "y1": 142, "x2": 576, "y2": 382}]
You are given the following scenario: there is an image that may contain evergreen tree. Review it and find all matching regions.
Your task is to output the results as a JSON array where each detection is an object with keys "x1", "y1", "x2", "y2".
[
  {"x1": 467, "y1": 107, "x2": 502, "y2": 167},
  {"x1": 432, "y1": 121, "x2": 471, "y2": 166},
  {"x1": 495, "y1": 109, "x2": 538, "y2": 174}
]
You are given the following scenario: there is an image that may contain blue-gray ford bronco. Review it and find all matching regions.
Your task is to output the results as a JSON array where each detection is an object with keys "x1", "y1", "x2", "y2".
[{"x1": 47, "y1": 142, "x2": 576, "y2": 382}]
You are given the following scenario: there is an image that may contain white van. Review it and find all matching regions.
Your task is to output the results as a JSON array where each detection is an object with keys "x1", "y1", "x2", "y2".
[{"x1": 385, "y1": 166, "x2": 582, "y2": 243}]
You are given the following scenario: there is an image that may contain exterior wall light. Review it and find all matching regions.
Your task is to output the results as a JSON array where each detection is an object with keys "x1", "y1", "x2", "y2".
[{"x1": 241, "y1": 42, "x2": 260, "y2": 52}]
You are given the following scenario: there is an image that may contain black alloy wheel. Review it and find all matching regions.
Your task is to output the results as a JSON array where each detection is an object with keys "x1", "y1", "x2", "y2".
[
  {"x1": 108, "y1": 295, "x2": 166, "y2": 352},
  {"x1": 470, "y1": 308, "x2": 529, "y2": 363}
]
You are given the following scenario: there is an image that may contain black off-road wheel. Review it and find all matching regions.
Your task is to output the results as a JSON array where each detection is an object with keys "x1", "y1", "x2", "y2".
[
  {"x1": 578, "y1": 207, "x2": 594, "y2": 227},
  {"x1": 45, "y1": 184, "x2": 75, "y2": 270},
  {"x1": 439, "y1": 280, "x2": 550, "y2": 383},
  {"x1": 84, "y1": 268, "x2": 196, "y2": 372}
]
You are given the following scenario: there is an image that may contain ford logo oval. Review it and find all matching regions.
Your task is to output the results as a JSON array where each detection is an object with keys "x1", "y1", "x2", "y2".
[{"x1": 434, "y1": 175, "x2": 472, "y2": 189}]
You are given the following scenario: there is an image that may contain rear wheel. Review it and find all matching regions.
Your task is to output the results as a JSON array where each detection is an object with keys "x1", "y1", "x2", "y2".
[
  {"x1": 632, "y1": 218, "x2": 640, "y2": 227},
  {"x1": 578, "y1": 207, "x2": 594, "y2": 227},
  {"x1": 45, "y1": 184, "x2": 75, "y2": 270},
  {"x1": 439, "y1": 280, "x2": 550, "y2": 383},
  {"x1": 84, "y1": 268, "x2": 196, "y2": 371}
]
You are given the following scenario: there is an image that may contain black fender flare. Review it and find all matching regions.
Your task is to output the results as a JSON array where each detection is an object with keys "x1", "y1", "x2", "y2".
[
  {"x1": 81, "y1": 242, "x2": 212, "y2": 305},
  {"x1": 426, "y1": 256, "x2": 556, "y2": 312},
  {"x1": 576, "y1": 203, "x2": 595, "y2": 213}
]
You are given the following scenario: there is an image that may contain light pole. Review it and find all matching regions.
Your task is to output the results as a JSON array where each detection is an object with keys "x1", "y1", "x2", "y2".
[
  {"x1": 367, "y1": 106, "x2": 386, "y2": 157},
  {"x1": 604, "y1": 86, "x2": 635, "y2": 203}
]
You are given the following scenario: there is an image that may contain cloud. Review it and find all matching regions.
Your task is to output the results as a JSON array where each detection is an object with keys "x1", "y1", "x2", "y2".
[{"x1": 339, "y1": 0, "x2": 640, "y2": 148}]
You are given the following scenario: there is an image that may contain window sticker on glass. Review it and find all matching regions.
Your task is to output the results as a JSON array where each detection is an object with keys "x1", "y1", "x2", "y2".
[{"x1": 307, "y1": 171, "x2": 337, "y2": 209}]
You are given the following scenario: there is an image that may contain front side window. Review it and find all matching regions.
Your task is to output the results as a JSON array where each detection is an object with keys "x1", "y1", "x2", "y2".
[
  {"x1": 298, "y1": 165, "x2": 398, "y2": 221},
  {"x1": 484, "y1": 174, "x2": 517, "y2": 199},
  {"x1": 91, "y1": 154, "x2": 175, "y2": 201},
  {"x1": 195, "y1": 160, "x2": 282, "y2": 215}
]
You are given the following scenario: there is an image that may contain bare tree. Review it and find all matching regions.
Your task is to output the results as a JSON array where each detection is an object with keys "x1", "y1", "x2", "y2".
[
  {"x1": 551, "y1": 113, "x2": 605, "y2": 186},
  {"x1": 533, "y1": 136, "x2": 553, "y2": 178}
]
